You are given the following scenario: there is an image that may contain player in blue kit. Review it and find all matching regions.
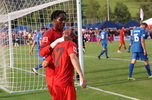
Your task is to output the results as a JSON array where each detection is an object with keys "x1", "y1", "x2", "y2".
[
  {"x1": 97, "y1": 26, "x2": 111, "y2": 59},
  {"x1": 128, "y1": 26, "x2": 136, "y2": 53},
  {"x1": 128, "y1": 23, "x2": 152, "y2": 80},
  {"x1": 29, "y1": 27, "x2": 47, "y2": 75}
]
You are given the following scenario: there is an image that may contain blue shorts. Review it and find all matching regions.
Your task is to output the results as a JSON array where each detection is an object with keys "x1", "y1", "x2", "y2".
[
  {"x1": 102, "y1": 43, "x2": 107, "y2": 49},
  {"x1": 132, "y1": 52, "x2": 148, "y2": 61},
  {"x1": 36, "y1": 49, "x2": 46, "y2": 61}
]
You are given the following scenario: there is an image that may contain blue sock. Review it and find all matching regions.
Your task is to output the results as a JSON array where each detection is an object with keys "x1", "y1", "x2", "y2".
[
  {"x1": 145, "y1": 64, "x2": 151, "y2": 76},
  {"x1": 129, "y1": 63, "x2": 134, "y2": 77},
  {"x1": 35, "y1": 63, "x2": 42, "y2": 70},
  {"x1": 105, "y1": 50, "x2": 108, "y2": 57},
  {"x1": 128, "y1": 46, "x2": 131, "y2": 51},
  {"x1": 99, "y1": 50, "x2": 105, "y2": 57}
]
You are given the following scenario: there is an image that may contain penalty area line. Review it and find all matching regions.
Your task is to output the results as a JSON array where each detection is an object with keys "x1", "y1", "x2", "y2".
[{"x1": 75, "y1": 82, "x2": 140, "y2": 100}]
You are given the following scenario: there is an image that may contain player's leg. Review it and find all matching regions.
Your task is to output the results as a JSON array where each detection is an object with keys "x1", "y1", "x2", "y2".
[
  {"x1": 140, "y1": 52, "x2": 152, "y2": 78},
  {"x1": 104, "y1": 44, "x2": 109, "y2": 58},
  {"x1": 46, "y1": 76, "x2": 56, "y2": 100},
  {"x1": 98, "y1": 44, "x2": 106, "y2": 59},
  {"x1": 122, "y1": 43, "x2": 127, "y2": 52},
  {"x1": 118, "y1": 44, "x2": 122, "y2": 53},
  {"x1": 32, "y1": 50, "x2": 44, "y2": 75},
  {"x1": 128, "y1": 43, "x2": 132, "y2": 53},
  {"x1": 128, "y1": 52, "x2": 137, "y2": 80}
]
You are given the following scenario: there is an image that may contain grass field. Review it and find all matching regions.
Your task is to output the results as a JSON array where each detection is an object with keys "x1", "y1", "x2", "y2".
[
  {"x1": 1, "y1": 39, "x2": 152, "y2": 100},
  {"x1": 82, "y1": 0, "x2": 152, "y2": 18}
]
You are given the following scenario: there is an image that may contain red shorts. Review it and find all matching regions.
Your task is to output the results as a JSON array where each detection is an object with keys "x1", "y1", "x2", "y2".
[
  {"x1": 46, "y1": 75, "x2": 56, "y2": 100},
  {"x1": 55, "y1": 83, "x2": 76, "y2": 100},
  {"x1": 120, "y1": 40, "x2": 125, "y2": 44}
]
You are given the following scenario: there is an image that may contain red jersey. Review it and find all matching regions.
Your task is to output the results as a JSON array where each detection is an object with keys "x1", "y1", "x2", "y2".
[
  {"x1": 52, "y1": 41, "x2": 77, "y2": 88},
  {"x1": 120, "y1": 29, "x2": 124, "y2": 41},
  {"x1": 40, "y1": 27, "x2": 63, "y2": 77}
]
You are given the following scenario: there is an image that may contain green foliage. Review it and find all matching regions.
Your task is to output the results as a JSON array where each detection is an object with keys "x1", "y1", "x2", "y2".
[
  {"x1": 113, "y1": 2, "x2": 131, "y2": 23},
  {"x1": 85, "y1": 0, "x2": 100, "y2": 18},
  {"x1": 98, "y1": 4, "x2": 114, "y2": 20},
  {"x1": 136, "y1": 4, "x2": 152, "y2": 20}
]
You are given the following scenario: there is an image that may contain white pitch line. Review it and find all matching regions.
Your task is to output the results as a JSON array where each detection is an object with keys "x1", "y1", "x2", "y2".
[
  {"x1": 75, "y1": 82, "x2": 140, "y2": 100},
  {"x1": 84, "y1": 55, "x2": 152, "y2": 63},
  {"x1": 13, "y1": 66, "x2": 140, "y2": 99}
]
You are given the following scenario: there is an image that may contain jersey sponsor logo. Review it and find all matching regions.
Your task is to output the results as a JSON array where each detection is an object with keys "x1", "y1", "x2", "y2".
[
  {"x1": 73, "y1": 46, "x2": 77, "y2": 53},
  {"x1": 142, "y1": 34, "x2": 145, "y2": 37},
  {"x1": 42, "y1": 37, "x2": 48, "y2": 42}
]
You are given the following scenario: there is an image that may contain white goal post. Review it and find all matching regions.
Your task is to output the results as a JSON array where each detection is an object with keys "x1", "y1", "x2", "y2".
[{"x1": 0, "y1": 0, "x2": 84, "y2": 93}]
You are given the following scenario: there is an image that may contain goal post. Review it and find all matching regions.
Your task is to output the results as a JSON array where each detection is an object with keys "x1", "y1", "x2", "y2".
[{"x1": 0, "y1": 0, "x2": 84, "y2": 93}]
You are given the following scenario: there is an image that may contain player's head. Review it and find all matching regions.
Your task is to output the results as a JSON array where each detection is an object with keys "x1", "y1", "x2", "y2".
[
  {"x1": 41, "y1": 27, "x2": 47, "y2": 34},
  {"x1": 140, "y1": 23, "x2": 148, "y2": 29},
  {"x1": 51, "y1": 10, "x2": 66, "y2": 30},
  {"x1": 121, "y1": 26, "x2": 125, "y2": 29},
  {"x1": 133, "y1": 26, "x2": 136, "y2": 29},
  {"x1": 103, "y1": 26, "x2": 107, "y2": 30},
  {"x1": 63, "y1": 29, "x2": 77, "y2": 44},
  {"x1": 67, "y1": 20, "x2": 74, "y2": 27}
]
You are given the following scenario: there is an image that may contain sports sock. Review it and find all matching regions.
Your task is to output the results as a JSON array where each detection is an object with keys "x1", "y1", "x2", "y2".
[
  {"x1": 35, "y1": 63, "x2": 42, "y2": 70},
  {"x1": 145, "y1": 64, "x2": 151, "y2": 76},
  {"x1": 99, "y1": 50, "x2": 105, "y2": 57},
  {"x1": 129, "y1": 63, "x2": 134, "y2": 77},
  {"x1": 124, "y1": 46, "x2": 126, "y2": 50},
  {"x1": 105, "y1": 50, "x2": 108, "y2": 57},
  {"x1": 118, "y1": 47, "x2": 121, "y2": 50},
  {"x1": 128, "y1": 46, "x2": 131, "y2": 51}
]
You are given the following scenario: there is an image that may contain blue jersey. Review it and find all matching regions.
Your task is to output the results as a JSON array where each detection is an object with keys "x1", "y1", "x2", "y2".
[
  {"x1": 100, "y1": 30, "x2": 108, "y2": 44},
  {"x1": 130, "y1": 29, "x2": 134, "y2": 41},
  {"x1": 35, "y1": 32, "x2": 42, "y2": 50},
  {"x1": 132, "y1": 28, "x2": 145, "y2": 52}
]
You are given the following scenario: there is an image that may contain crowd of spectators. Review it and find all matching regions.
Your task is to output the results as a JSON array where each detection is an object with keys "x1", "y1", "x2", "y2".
[
  {"x1": 0, "y1": 29, "x2": 39, "y2": 46},
  {"x1": 82, "y1": 26, "x2": 152, "y2": 42},
  {"x1": 0, "y1": 26, "x2": 152, "y2": 46}
]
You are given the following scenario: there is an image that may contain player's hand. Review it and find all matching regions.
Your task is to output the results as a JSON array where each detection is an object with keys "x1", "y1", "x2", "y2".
[
  {"x1": 80, "y1": 76, "x2": 87, "y2": 89},
  {"x1": 42, "y1": 60, "x2": 49, "y2": 68},
  {"x1": 144, "y1": 50, "x2": 146, "y2": 56},
  {"x1": 97, "y1": 43, "x2": 99, "y2": 46},
  {"x1": 29, "y1": 50, "x2": 33, "y2": 56}
]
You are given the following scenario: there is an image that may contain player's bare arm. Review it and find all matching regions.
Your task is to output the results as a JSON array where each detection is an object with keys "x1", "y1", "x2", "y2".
[
  {"x1": 106, "y1": 36, "x2": 111, "y2": 43},
  {"x1": 70, "y1": 53, "x2": 87, "y2": 89},
  {"x1": 97, "y1": 37, "x2": 101, "y2": 46},
  {"x1": 29, "y1": 41, "x2": 36, "y2": 56},
  {"x1": 141, "y1": 37, "x2": 146, "y2": 55}
]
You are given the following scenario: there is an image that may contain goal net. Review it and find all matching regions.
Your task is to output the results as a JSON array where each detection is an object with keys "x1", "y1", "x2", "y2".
[{"x1": 0, "y1": 0, "x2": 82, "y2": 93}]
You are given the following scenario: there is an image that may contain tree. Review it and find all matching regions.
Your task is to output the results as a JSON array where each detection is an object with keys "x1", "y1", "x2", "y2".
[
  {"x1": 85, "y1": 0, "x2": 100, "y2": 18},
  {"x1": 98, "y1": 4, "x2": 114, "y2": 21},
  {"x1": 113, "y1": 2, "x2": 131, "y2": 24},
  {"x1": 136, "y1": 4, "x2": 152, "y2": 21}
]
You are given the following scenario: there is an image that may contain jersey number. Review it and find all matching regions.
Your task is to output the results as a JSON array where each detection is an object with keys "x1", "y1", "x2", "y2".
[
  {"x1": 52, "y1": 47, "x2": 64, "y2": 68},
  {"x1": 134, "y1": 34, "x2": 139, "y2": 42},
  {"x1": 101, "y1": 34, "x2": 104, "y2": 39}
]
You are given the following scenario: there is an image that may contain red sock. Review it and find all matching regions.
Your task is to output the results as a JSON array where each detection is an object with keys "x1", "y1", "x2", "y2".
[
  {"x1": 118, "y1": 47, "x2": 121, "y2": 50},
  {"x1": 124, "y1": 46, "x2": 126, "y2": 50}
]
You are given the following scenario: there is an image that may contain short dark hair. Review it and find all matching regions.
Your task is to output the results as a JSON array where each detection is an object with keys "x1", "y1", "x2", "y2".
[
  {"x1": 51, "y1": 10, "x2": 66, "y2": 21},
  {"x1": 141, "y1": 23, "x2": 148, "y2": 28},
  {"x1": 67, "y1": 20, "x2": 74, "y2": 27},
  {"x1": 103, "y1": 26, "x2": 107, "y2": 29},
  {"x1": 41, "y1": 26, "x2": 47, "y2": 30},
  {"x1": 121, "y1": 26, "x2": 125, "y2": 29}
]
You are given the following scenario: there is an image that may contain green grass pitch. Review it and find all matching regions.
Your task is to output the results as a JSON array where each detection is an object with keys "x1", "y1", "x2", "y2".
[{"x1": 0, "y1": 39, "x2": 152, "y2": 100}]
